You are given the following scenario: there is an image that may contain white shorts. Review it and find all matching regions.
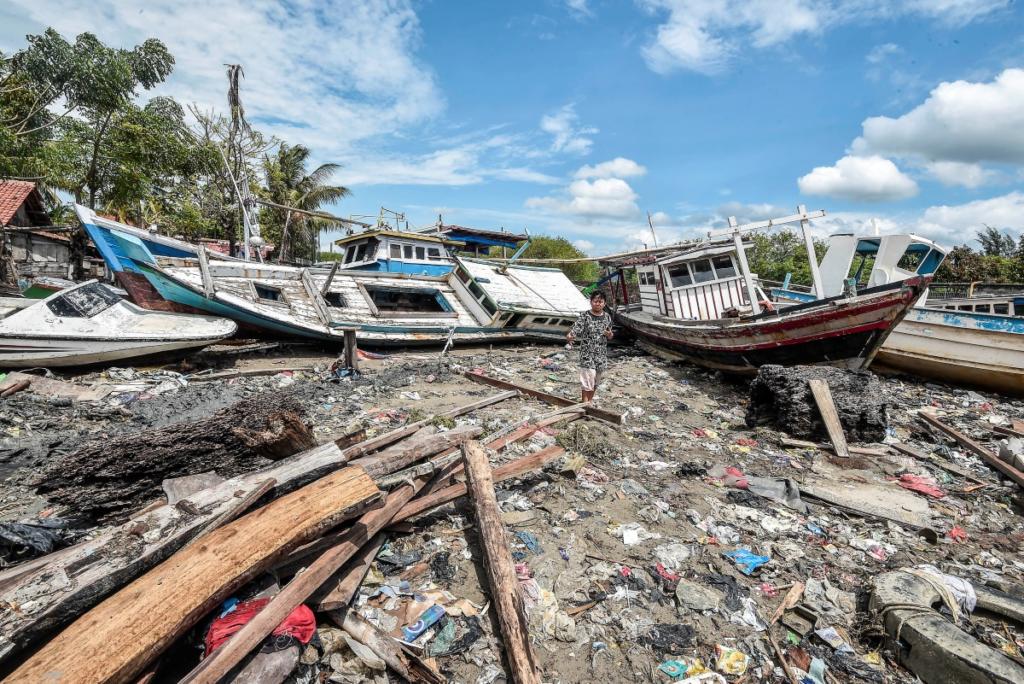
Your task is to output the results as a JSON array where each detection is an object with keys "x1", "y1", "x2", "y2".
[{"x1": 579, "y1": 368, "x2": 603, "y2": 391}]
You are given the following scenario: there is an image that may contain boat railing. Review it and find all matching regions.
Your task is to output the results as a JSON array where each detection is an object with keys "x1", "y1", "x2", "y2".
[{"x1": 667, "y1": 275, "x2": 749, "y2": 321}]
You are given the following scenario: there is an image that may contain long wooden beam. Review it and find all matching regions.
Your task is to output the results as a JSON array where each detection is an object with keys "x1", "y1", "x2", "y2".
[
  {"x1": 919, "y1": 412, "x2": 1024, "y2": 490},
  {"x1": 463, "y1": 370, "x2": 623, "y2": 424},
  {"x1": 463, "y1": 441, "x2": 542, "y2": 684}
]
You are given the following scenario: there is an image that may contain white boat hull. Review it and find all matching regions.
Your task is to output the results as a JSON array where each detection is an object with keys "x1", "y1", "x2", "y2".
[
  {"x1": 874, "y1": 307, "x2": 1024, "y2": 395},
  {"x1": 0, "y1": 336, "x2": 232, "y2": 368}
]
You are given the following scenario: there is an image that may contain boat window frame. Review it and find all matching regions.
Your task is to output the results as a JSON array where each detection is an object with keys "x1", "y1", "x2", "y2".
[
  {"x1": 389, "y1": 243, "x2": 402, "y2": 259},
  {"x1": 45, "y1": 282, "x2": 122, "y2": 319},
  {"x1": 251, "y1": 281, "x2": 288, "y2": 306},
  {"x1": 711, "y1": 255, "x2": 737, "y2": 279},
  {"x1": 667, "y1": 264, "x2": 693, "y2": 289},
  {"x1": 357, "y1": 283, "x2": 460, "y2": 319},
  {"x1": 994, "y1": 303, "x2": 1009, "y2": 315},
  {"x1": 690, "y1": 258, "x2": 716, "y2": 284}
]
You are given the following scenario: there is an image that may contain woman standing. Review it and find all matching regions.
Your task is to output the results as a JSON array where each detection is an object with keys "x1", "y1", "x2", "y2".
[{"x1": 567, "y1": 290, "x2": 613, "y2": 403}]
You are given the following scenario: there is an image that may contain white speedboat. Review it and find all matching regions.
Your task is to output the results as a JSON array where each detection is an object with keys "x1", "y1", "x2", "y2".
[{"x1": 0, "y1": 280, "x2": 237, "y2": 368}]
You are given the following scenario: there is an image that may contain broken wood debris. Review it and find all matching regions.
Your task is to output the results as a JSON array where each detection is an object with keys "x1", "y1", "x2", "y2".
[
  {"x1": 919, "y1": 411, "x2": 1024, "y2": 490},
  {"x1": 807, "y1": 378, "x2": 851, "y2": 458}
]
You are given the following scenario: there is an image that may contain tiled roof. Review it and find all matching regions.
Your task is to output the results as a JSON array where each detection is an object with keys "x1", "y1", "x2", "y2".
[{"x1": 0, "y1": 179, "x2": 38, "y2": 226}]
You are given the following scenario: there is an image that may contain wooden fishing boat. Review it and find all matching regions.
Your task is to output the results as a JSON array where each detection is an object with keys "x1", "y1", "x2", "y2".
[
  {"x1": 83, "y1": 208, "x2": 589, "y2": 347},
  {"x1": 0, "y1": 280, "x2": 237, "y2": 368},
  {"x1": 773, "y1": 232, "x2": 1024, "y2": 394},
  {"x1": 605, "y1": 207, "x2": 926, "y2": 373}
]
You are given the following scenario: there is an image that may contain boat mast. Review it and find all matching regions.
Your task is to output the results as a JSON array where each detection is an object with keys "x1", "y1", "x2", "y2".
[{"x1": 709, "y1": 206, "x2": 827, "y2": 315}]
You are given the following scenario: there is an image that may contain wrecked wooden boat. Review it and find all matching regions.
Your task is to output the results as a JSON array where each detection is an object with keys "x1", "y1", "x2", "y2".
[
  {"x1": 0, "y1": 280, "x2": 237, "y2": 368},
  {"x1": 781, "y1": 233, "x2": 1024, "y2": 394},
  {"x1": 604, "y1": 207, "x2": 927, "y2": 373},
  {"x1": 81, "y1": 207, "x2": 589, "y2": 347}
]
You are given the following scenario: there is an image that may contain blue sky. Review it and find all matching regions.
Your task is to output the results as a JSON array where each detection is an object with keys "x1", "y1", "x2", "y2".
[{"x1": 3, "y1": 0, "x2": 1024, "y2": 254}]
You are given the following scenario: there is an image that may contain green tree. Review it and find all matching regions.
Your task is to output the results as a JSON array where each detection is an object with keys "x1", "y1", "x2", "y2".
[
  {"x1": 507, "y1": 235, "x2": 598, "y2": 283},
  {"x1": 745, "y1": 230, "x2": 825, "y2": 286},
  {"x1": 260, "y1": 143, "x2": 350, "y2": 262},
  {"x1": 976, "y1": 225, "x2": 1017, "y2": 257}
]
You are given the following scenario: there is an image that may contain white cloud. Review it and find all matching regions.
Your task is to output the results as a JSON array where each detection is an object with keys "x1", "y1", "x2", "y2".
[
  {"x1": 540, "y1": 104, "x2": 598, "y2": 155},
  {"x1": 854, "y1": 68, "x2": 1024, "y2": 164},
  {"x1": 716, "y1": 201, "x2": 792, "y2": 223},
  {"x1": 798, "y1": 155, "x2": 919, "y2": 202},
  {"x1": 527, "y1": 178, "x2": 641, "y2": 218},
  {"x1": 637, "y1": 0, "x2": 1008, "y2": 74},
  {"x1": 573, "y1": 238, "x2": 595, "y2": 252},
  {"x1": 565, "y1": 0, "x2": 593, "y2": 18},
  {"x1": 922, "y1": 160, "x2": 1000, "y2": 188},
  {"x1": 648, "y1": 210, "x2": 673, "y2": 224},
  {"x1": 574, "y1": 157, "x2": 647, "y2": 179},
  {"x1": 917, "y1": 191, "x2": 1024, "y2": 238},
  {"x1": 866, "y1": 42, "x2": 901, "y2": 64}
]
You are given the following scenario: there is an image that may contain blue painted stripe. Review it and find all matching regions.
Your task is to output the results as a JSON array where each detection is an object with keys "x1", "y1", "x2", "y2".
[{"x1": 912, "y1": 307, "x2": 1024, "y2": 334}]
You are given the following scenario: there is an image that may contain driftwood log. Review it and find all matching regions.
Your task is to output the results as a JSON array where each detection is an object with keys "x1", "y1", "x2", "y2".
[{"x1": 35, "y1": 392, "x2": 314, "y2": 522}]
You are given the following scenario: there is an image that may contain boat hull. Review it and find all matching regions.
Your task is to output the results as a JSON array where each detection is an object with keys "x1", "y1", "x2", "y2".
[
  {"x1": 616, "y1": 279, "x2": 924, "y2": 374},
  {"x1": 873, "y1": 307, "x2": 1024, "y2": 395},
  {"x1": 0, "y1": 335, "x2": 232, "y2": 368}
]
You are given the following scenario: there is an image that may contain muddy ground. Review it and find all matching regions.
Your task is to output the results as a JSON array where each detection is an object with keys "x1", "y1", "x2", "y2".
[{"x1": 1, "y1": 341, "x2": 1022, "y2": 683}]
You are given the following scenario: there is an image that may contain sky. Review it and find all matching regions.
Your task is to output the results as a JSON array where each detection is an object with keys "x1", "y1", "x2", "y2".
[{"x1": 2, "y1": 0, "x2": 1024, "y2": 255}]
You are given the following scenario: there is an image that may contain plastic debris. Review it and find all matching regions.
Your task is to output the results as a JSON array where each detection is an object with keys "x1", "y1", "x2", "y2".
[
  {"x1": 715, "y1": 645, "x2": 749, "y2": 675},
  {"x1": 722, "y1": 548, "x2": 770, "y2": 575}
]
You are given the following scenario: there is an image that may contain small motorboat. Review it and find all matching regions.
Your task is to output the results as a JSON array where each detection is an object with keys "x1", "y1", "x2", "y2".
[{"x1": 0, "y1": 280, "x2": 237, "y2": 368}]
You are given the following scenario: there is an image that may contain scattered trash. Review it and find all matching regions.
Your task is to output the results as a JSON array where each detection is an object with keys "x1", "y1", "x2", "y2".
[
  {"x1": 723, "y1": 548, "x2": 770, "y2": 575},
  {"x1": 715, "y1": 644, "x2": 749, "y2": 675}
]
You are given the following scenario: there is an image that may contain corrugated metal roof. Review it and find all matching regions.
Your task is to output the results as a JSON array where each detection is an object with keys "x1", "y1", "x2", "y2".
[{"x1": 460, "y1": 258, "x2": 589, "y2": 314}]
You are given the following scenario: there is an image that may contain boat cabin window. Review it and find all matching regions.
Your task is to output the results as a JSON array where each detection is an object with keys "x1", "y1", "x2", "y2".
[
  {"x1": 994, "y1": 303, "x2": 1009, "y2": 315},
  {"x1": 46, "y1": 282, "x2": 121, "y2": 318},
  {"x1": 691, "y1": 259, "x2": 715, "y2": 284},
  {"x1": 975, "y1": 304, "x2": 991, "y2": 313},
  {"x1": 638, "y1": 271, "x2": 656, "y2": 286},
  {"x1": 896, "y1": 243, "x2": 932, "y2": 271},
  {"x1": 668, "y1": 265, "x2": 692, "y2": 288},
  {"x1": 324, "y1": 292, "x2": 346, "y2": 308},
  {"x1": 355, "y1": 244, "x2": 367, "y2": 262},
  {"x1": 427, "y1": 247, "x2": 442, "y2": 260},
  {"x1": 254, "y1": 283, "x2": 285, "y2": 302},
  {"x1": 403, "y1": 245, "x2": 413, "y2": 259},
  {"x1": 957, "y1": 305, "x2": 972, "y2": 311},
  {"x1": 415, "y1": 246, "x2": 426, "y2": 260},
  {"x1": 712, "y1": 255, "x2": 737, "y2": 279},
  {"x1": 534, "y1": 318, "x2": 549, "y2": 324},
  {"x1": 364, "y1": 285, "x2": 452, "y2": 313},
  {"x1": 390, "y1": 244, "x2": 402, "y2": 258}
]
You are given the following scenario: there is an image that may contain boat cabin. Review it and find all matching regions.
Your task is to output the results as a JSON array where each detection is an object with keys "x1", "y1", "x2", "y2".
[
  {"x1": 633, "y1": 241, "x2": 761, "y2": 320},
  {"x1": 333, "y1": 230, "x2": 456, "y2": 277},
  {"x1": 817, "y1": 234, "x2": 947, "y2": 296}
]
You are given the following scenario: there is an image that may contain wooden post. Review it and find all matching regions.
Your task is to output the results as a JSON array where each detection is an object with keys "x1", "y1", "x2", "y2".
[
  {"x1": 798, "y1": 204, "x2": 824, "y2": 299},
  {"x1": 196, "y1": 247, "x2": 215, "y2": 298},
  {"x1": 462, "y1": 441, "x2": 542, "y2": 684},
  {"x1": 808, "y1": 379, "x2": 850, "y2": 458},
  {"x1": 321, "y1": 259, "x2": 340, "y2": 295},
  {"x1": 343, "y1": 329, "x2": 358, "y2": 371},
  {"x1": 730, "y1": 216, "x2": 761, "y2": 316}
]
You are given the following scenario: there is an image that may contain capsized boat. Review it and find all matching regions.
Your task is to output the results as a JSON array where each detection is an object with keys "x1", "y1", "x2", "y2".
[
  {"x1": 777, "y1": 233, "x2": 1024, "y2": 394},
  {"x1": 604, "y1": 207, "x2": 927, "y2": 373},
  {"x1": 0, "y1": 280, "x2": 237, "y2": 368},
  {"x1": 79, "y1": 206, "x2": 590, "y2": 347}
]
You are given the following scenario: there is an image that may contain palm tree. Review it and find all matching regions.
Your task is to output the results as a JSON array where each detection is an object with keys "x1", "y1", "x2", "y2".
[{"x1": 262, "y1": 143, "x2": 350, "y2": 263}]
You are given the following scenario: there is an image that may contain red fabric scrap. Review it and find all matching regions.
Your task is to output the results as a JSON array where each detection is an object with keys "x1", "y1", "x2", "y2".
[
  {"x1": 204, "y1": 598, "x2": 316, "y2": 656},
  {"x1": 619, "y1": 566, "x2": 632, "y2": 578},
  {"x1": 723, "y1": 466, "x2": 749, "y2": 489},
  {"x1": 947, "y1": 526, "x2": 968, "y2": 542},
  {"x1": 893, "y1": 474, "x2": 945, "y2": 498},
  {"x1": 735, "y1": 438, "x2": 758, "y2": 447},
  {"x1": 654, "y1": 563, "x2": 680, "y2": 582}
]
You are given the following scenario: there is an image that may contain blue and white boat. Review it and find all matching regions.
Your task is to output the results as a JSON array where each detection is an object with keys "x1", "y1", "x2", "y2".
[
  {"x1": 774, "y1": 233, "x2": 1024, "y2": 395},
  {"x1": 76, "y1": 206, "x2": 589, "y2": 347}
]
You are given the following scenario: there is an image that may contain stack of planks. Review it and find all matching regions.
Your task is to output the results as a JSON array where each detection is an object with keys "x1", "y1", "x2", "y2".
[{"x1": 1, "y1": 376, "x2": 616, "y2": 683}]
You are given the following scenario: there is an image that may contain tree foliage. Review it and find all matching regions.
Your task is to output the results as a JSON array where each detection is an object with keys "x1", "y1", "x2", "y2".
[
  {"x1": 512, "y1": 235, "x2": 599, "y2": 283},
  {"x1": 745, "y1": 230, "x2": 826, "y2": 286},
  {"x1": 935, "y1": 228, "x2": 1024, "y2": 282}
]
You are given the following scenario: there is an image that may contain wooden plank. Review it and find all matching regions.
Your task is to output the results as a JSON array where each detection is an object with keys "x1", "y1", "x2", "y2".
[
  {"x1": 807, "y1": 378, "x2": 850, "y2": 458},
  {"x1": 184, "y1": 478, "x2": 276, "y2": 549},
  {"x1": 889, "y1": 443, "x2": 990, "y2": 486},
  {"x1": 919, "y1": 411, "x2": 1024, "y2": 490},
  {"x1": 179, "y1": 478, "x2": 424, "y2": 684},
  {"x1": 395, "y1": 445, "x2": 564, "y2": 522},
  {"x1": 312, "y1": 534, "x2": 386, "y2": 611},
  {"x1": 779, "y1": 437, "x2": 888, "y2": 456},
  {"x1": 464, "y1": 370, "x2": 623, "y2": 424},
  {"x1": 327, "y1": 609, "x2": 444, "y2": 684},
  {"x1": 463, "y1": 441, "x2": 542, "y2": 684},
  {"x1": 349, "y1": 425, "x2": 482, "y2": 480},
  {"x1": 7, "y1": 466, "x2": 381, "y2": 684},
  {"x1": 993, "y1": 425, "x2": 1024, "y2": 439}
]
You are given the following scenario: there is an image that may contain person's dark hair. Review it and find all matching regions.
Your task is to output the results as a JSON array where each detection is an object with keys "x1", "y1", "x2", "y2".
[{"x1": 589, "y1": 290, "x2": 606, "y2": 302}]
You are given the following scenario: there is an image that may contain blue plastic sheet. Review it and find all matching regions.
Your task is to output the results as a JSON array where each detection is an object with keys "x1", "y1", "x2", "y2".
[{"x1": 722, "y1": 548, "x2": 770, "y2": 575}]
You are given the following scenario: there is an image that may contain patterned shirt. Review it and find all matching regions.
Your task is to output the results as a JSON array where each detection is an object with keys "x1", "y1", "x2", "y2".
[{"x1": 570, "y1": 311, "x2": 612, "y2": 370}]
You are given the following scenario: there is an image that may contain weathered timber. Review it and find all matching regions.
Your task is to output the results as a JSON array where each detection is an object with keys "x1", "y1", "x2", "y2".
[
  {"x1": 463, "y1": 440, "x2": 542, "y2": 684},
  {"x1": 779, "y1": 437, "x2": 887, "y2": 456},
  {"x1": 311, "y1": 534, "x2": 385, "y2": 610},
  {"x1": 184, "y1": 478, "x2": 276, "y2": 549},
  {"x1": 35, "y1": 392, "x2": 311, "y2": 523},
  {"x1": 919, "y1": 411, "x2": 1024, "y2": 490},
  {"x1": 179, "y1": 478, "x2": 425, "y2": 684},
  {"x1": 808, "y1": 379, "x2": 851, "y2": 458},
  {"x1": 0, "y1": 396, "x2": 506, "y2": 666},
  {"x1": 7, "y1": 466, "x2": 380, "y2": 684},
  {"x1": 463, "y1": 370, "x2": 623, "y2": 424},
  {"x1": 349, "y1": 425, "x2": 483, "y2": 480},
  {"x1": 889, "y1": 442, "x2": 990, "y2": 485},
  {"x1": 395, "y1": 445, "x2": 564, "y2": 522}
]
